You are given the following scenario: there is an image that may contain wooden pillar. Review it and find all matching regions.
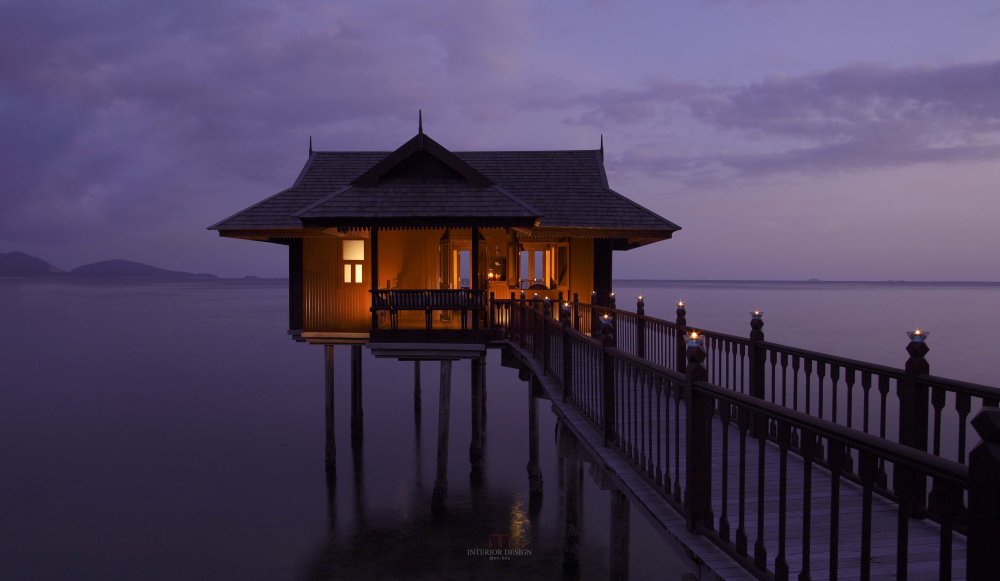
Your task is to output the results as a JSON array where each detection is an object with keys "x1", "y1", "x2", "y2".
[
  {"x1": 480, "y1": 355, "x2": 488, "y2": 443},
  {"x1": 432, "y1": 359, "x2": 453, "y2": 515},
  {"x1": 609, "y1": 490, "x2": 631, "y2": 581},
  {"x1": 470, "y1": 356, "x2": 484, "y2": 484},
  {"x1": 289, "y1": 239, "x2": 303, "y2": 332},
  {"x1": 370, "y1": 227, "x2": 379, "y2": 329},
  {"x1": 593, "y1": 238, "x2": 613, "y2": 306},
  {"x1": 413, "y1": 362, "x2": 424, "y2": 493},
  {"x1": 471, "y1": 226, "x2": 480, "y2": 330},
  {"x1": 413, "y1": 361, "x2": 421, "y2": 419},
  {"x1": 350, "y1": 345, "x2": 363, "y2": 443},
  {"x1": 324, "y1": 345, "x2": 336, "y2": 471}
]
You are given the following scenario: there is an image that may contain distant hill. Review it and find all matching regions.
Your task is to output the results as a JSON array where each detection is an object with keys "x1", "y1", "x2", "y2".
[
  {"x1": 70, "y1": 259, "x2": 218, "y2": 279},
  {"x1": 0, "y1": 251, "x2": 64, "y2": 276}
]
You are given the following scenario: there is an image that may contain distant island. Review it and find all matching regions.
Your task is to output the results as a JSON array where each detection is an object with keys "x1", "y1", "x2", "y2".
[{"x1": 0, "y1": 251, "x2": 217, "y2": 279}]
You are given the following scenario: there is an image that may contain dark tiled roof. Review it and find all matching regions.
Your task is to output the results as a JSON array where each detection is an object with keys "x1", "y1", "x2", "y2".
[
  {"x1": 297, "y1": 183, "x2": 538, "y2": 220},
  {"x1": 210, "y1": 136, "x2": 679, "y2": 233}
]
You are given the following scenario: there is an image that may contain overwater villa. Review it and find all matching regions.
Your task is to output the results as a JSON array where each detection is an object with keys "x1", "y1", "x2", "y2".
[
  {"x1": 210, "y1": 121, "x2": 679, "y2": 343},
  {"x1": 211, "y1": 122, "x2": 999, "y2": 580}
]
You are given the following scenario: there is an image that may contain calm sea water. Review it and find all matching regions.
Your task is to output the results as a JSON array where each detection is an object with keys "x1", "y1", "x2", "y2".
[
  {"x1": 0, "y1": 279, "x2": 685, "y2": 580},
  {"x1": 1, "y1": 279, "x2": 997, "y2": 580}
]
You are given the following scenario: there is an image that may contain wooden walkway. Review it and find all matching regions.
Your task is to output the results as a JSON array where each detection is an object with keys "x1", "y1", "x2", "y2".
[{"x1": 506, "y1": 340, "x2": 967, "y2": 580}]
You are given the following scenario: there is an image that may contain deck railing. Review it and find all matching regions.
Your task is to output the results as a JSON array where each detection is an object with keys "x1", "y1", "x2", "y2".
[{"x1": 493, "y1": 295, "x2": 1000, "y2": 580}]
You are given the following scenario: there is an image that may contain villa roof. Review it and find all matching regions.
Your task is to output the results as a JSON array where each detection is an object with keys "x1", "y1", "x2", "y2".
[{"x1": 209, "y1": 131, "x2": 680, "y2": 236}]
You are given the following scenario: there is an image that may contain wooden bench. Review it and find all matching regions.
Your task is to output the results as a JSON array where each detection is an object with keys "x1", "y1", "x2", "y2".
[{"x1": 370, "y1": 289, "x2": 487, "y2": 330}]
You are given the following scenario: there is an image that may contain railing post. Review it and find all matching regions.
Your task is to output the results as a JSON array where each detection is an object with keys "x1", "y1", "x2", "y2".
[
  {"x1": 562, "y1": 303, "x2": 573, "y2": 402},
  {"x1": 572, "y1": 292, "x2": 580, "y2": 331},
  {"x1": 488, "y1": 292, "x2": 495, "y2": 328},
  {"x1": 748, "y1": 311, "x2": 766, "y2": 439},
  {"x1": 542, "y1": 298, "x2": 552, "y2": 373},
  {"x1": 684, "y1": 331, "x2": 713, "y2": 532},
  {"x1": 601, "y1": 317, "x2": 616, "y2": 447},
  {"x1": 591, "y1": 291, "x2": 599, "y2": 337},
  {"x1": 968, "y1": 408, "x2": 1000, "y2": 581},
  {"x1": 675, "y1": 301, "x2": 687, "y2": 374},
  {"x1": 748, "y1": 310, "x2": 765, "y2": 400},
  {"x1": 897, "y1": 329, "x2": 929, "y2": 512},
  {"x1": 519, "y1": 291, "x2": 527, "y2": 346},
  {"x1": 636, "y1": 296, "x2": 646, "y2": 359}
]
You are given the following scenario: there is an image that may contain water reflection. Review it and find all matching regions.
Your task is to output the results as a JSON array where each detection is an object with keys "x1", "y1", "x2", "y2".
[{"x1": 309, "y1": 345, "x2": 694, "y2": 579}]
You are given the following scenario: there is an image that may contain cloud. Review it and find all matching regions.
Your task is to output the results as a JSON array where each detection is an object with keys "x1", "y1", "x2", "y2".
[
  {"x1": 542, "y1": 61, "x2": 1000, "y2": 179},
  {"x1": 0, "y1": 0, "x2": 536, "y2": 251}
]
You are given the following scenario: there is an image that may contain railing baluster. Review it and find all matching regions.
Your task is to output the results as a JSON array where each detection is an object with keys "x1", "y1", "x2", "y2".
[
  {"x1": 719, "y1": 402, "x2": 732, "y2": 544},
  {"x1": 956, "y1": 392, "x2": 971, "y2": 463},
  {"x1": 800, "y1": 428, "x2": 815, "y2": 581},
  {"x1": 859, "y1": 450, "x2": 876, "y2": 581},
  {"x1": 736, "y1": 407, "x2": 749, "y2": 555},
  {"x1": 828, "y1": 441, "x2": 845, "y2": 581},
  {"x1": 775, "y1": 420, "x2": 790, "y2": 581},
  {"x1": 656, "y1": 379, "x2": 663, "y2": 486},
  {"x1": 754, "y1": 408, "x2": 767, "y2": 570}
]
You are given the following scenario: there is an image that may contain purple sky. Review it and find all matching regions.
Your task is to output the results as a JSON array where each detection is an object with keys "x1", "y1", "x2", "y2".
[{"x1": 2, "y1": 1, "x2": 999, "y2": 280}]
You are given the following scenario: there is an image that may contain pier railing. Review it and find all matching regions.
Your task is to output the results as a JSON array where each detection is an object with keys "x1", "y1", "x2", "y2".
[{"x1": 493, "y1": 294, "x2": 1000, "y2": 580}]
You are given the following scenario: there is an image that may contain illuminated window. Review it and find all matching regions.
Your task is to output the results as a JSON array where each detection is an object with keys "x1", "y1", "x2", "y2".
[{"x1": 343, "y1": 240, "x2": 364, "y2": 284}]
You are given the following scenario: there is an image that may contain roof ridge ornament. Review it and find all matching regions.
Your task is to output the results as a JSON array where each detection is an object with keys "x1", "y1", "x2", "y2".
[
  {"x1": 418, "y1": 109, "x2": 424, "y2": 148},
  {"x1": 600, "y1": 134, "x2": 604, "y2": 160},
  {"x1": 309, "y1": 135, "x2": 313, "y2": 156}
]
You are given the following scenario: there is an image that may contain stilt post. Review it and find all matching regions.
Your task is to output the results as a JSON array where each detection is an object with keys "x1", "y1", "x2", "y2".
[
  {"x1": 432, "y1": 359, "x2": 453, "y2": 515},
  {"x1": 324, "y1": 345, "x2": 336, "y2": 471}
]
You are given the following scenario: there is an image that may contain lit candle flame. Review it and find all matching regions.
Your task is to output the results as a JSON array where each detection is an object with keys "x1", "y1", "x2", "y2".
[
  {"x1": 677, "y1": 300, "x2": 685, "y2": 308},
  {"x1": 602, "y1": 314, "x2": 610, "y2": 320},
  {"x1": 637, "y1": 295, "x2": 644, "y2": 301},
  {"x1": 689, "y1": 331, "x2": 699, "y2": 340},
  {"x1": 914, "y1": 329, "x2": 922, "y2": 335}
]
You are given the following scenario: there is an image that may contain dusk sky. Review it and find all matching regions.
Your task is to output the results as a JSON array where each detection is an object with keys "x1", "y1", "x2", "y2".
[{"x1": 2, "y1": 0, "x2": 999, "y2": 280}]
